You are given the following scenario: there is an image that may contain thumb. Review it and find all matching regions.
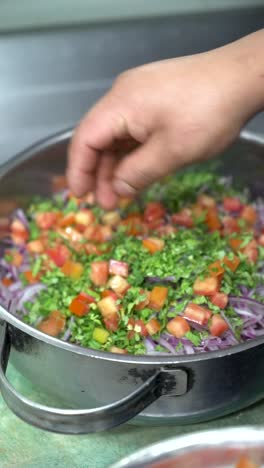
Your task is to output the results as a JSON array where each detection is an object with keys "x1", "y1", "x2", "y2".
[{"x1": 113, "y1": 134, "x2": 175, "y2": 197}]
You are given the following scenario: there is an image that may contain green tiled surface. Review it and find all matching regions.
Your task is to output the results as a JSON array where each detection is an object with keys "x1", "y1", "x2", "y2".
[{"x1": 0, "y1": 363, "x2": 263, "y2": 467}]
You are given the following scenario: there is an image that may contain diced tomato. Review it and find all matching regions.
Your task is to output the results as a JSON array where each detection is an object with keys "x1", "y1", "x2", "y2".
[
  {"x1": 155, "y1": 224, "x2": 177, "y2": 236},
  {"x1": 135, "y1": 289, "x2": 150, "y2": 311},
  {"x1": 193, "y1": 276, "x2": 219, "y2": 296},
  {"x1": 108, "y1": 275, "x2": 129, "y2": 297},
  {"x1": 258, "y1": 234, "x2": 264, "y2": 247},
  {"x1": 109, "y1": 259, "x2": 129, "y2": 277},
  {"x1": 229, "y1": 238, "x2": 243, "y2": 251},
  {"x1": 146, "y1": 318, "x2": 161, "y2": 335},
  {"x1": 172, "y1": 209, "x2": 193, "y2": 228},
  {"x1": 90, "y1": 261, "x2": 109, "y2": 286},
  {"x1": 121, "y1": 214, "x2": 145, "y2": 236},
  {"x1": 11, "y1": 232, "x2": 29, "y2": 245},
  {"x1": 128, "y1": 318, "x2": 148, "y2": 337},
  {"x1": 46, "y1": 245, "x2": 71, "y2": 267},
  {"x1": 10, "y1": 219, "x2": 26, "y2": 233},
  {"x1": 223, "y1": 255, "x2": 240, "y2": 272},
  {"x1": 197, "y1": 194, "x2": 216, "y2": 209},
  {"x1": 183, "y1": 302, "x2": 212, "y2": 325},
  {"x1": 144, "y1": 202, "x2": 166, "y2": 223},
  {"x1": 10, "y1": 219, "x2": 29, "y2": 243},
  {"x1": 61, "y1": 260, "x2": 84, "y2": 279},
  {"x1": 209, "y1": 314, "x2": 229, "y2": 337},
  {"x1": 6, "y1": 250, "x2": 23, "y2": 267},
  {"x1": 35, "y1": 212, "x2": 58, "y2": 229},
  {"x1": 58, "y1": 213, "x2": 76, "y2": 228},
  {"x1": 69, "y1": 297, "x2": 89, "y2": 317},
  {"x1": 84, "y1": 243, "x2": 102, "y2": 256},
  {"x1": 101, "y1": 290, "x2": 118, "y2": 301},
  {"x1": 84, "y1": 224, "x2": 112, "y2": 243},
  {"x1": 223, "y1": 197, "x2": 242, "y2": 212},
  {"x1": 241, "y1": 205, "x2": 257, "y2": 225},
  {"x1": 27, "y1": 239, "x2": 45, "y2": 254},
  {"x1": 38, "y1": 310, "x2": 66, "y2": 337},
  {"x1": 243, "y1": 239, "x2": 258, "y2": 264},
  {"x1": 222, "y1": 216, "x2": 240, "y2": 235},
  {"x1": 24, "y1": 270, "x2": 40, "y2": 284},
  {"x1": 206, "y1": 208, "x2": 221, "y2": 232},
  {"x1": 210, "y1": 292, "x2": 228, "y2": 309},
  {"x1": 75, "y1": 209, "x2": 95, "y2": 226},
  {"x1": 76, "y1": 292, "x2": 96, "y2": 304},
  {"x1": 142, "y1": 237, "x2": 165, "y2": 254},
  {"x1": 208, "y1": 260, "x2": 225, "y2": 278},
  {"x1": 109, "y1": 346, "x2": 128, "y2": 354},
  {"x1": 149, "y1": 286, "x2": 168, "y2": 310},
  {"x1": 103, "y1": 315, "x2": 119, "y2": 332},
  {"x1": 97, "y1": 296, "x2": 118, "y2": 317},
  {"x1": 102, "y1": 211, "x2": 121, "y2": 226},
  {"x1": 236, "y1": 455, "x2": 260, "y2": 468},
  {"x1": 167, "y1": 317, "x2": 190, "y2": 338},
  {"x1": 60, "y1": 226, "x2": 83, "y2": 243},
  {"x1": 2, "y1": 277, "x2": 14, "y2": 287}
]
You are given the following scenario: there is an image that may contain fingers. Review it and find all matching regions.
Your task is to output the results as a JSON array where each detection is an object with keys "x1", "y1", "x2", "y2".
[
  {"x1": 95, "y1": 152, "x2": 118, "y2": 210},
  {"x1": 67, "y1": 93, "x2": 129, "y2": 197}
]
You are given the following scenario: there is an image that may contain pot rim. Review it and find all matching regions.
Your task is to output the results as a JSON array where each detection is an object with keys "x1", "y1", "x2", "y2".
[{"x1": 1, "y1": 127, "x2": 264, "y2": 365}]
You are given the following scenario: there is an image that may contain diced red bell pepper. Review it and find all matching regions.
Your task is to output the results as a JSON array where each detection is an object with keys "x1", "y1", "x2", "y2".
[
  {"x1": 222, "y1": 216, "x2": 240, "y2": 235},
  {"x1": 76, "y1": 292, "x2": 96, "y2": 304},
  {"x1": 197, "y1": 194, "x2": 216, "y2": 209},
  {"x1": 167, "y1": 316, "x2": 190, "y2": 338},
  {"x1": 209, "y1": 314, "x2": 229, "y2": 337},
  {"x1": 172, "y1": 209, "x2": 193, "y2": 228},
  {"x1": 210, "y1": 292, "x2": 228, "y2": 309},
  {"x1": 61, "y1": 260, "x2": 84, "y2": 279},
  {"x1": 145, "y1": 318, "x2": 161, "y2": 335},
  {"x1": 135, "y1": 289, "x2": 150, "y2": 311},
  {"x1": 183, "y1": 302, "x2": 212, "y2": 325},
  {"x1": 69, "y1": 297, "x2": 89, "y2": 316},
  {"x1": 109, "y1": 259, "x2": 129, "y2": 277},
  {"x1": 35, "y1": 212, "x2": 59, "y2": 229},
  {"x1": 223, "y1": 197, "x2": 242, "y2": 212},
  {"x1": 142, "y1": 238, "x2": 164, "y2": 254},
  {"x1": 38, "y1": 310, "x2": 66, "y2": 337},
  {"x1": 149, "y1": 286, "x2": 168, "y2": 310},
  {"x1": 223, "y1": 255, "x2": 240, "y2": 272},
  {"x1": 205, "y1": 208, "x2": 221, "y2": 232},
  {"x1": 46, "y1": 244, "x2": 71, "y2": 267},
  {"x1": 229, "y1": 238, "x2": 243, "y2": 251},
  {"x1": 241, "y1": 205, "x2": 257, "y2": 225},
  {"x1": 144, "y1": 202, "x2": 166, "y2": 223},
  {"x1": 101, "y1": 290, "x2": 119, "y2": 301},
  {"x1": 193, "y1": 276, "x2": 219, "y2": 296},
  {"x1": 90, "y1": 261, "x2": 109, "y2": 286},
  {"x1": 208, "y1": 260, "x2": 225, "y2": 278}
]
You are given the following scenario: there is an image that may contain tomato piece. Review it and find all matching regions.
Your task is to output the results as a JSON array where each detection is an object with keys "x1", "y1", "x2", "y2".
[
  {"x1": 38, "y1": 310, "x2": 65, "y2": 337},
  {"x1": 223, "y1": 197, "x2": 242, "y2": 212},
  {"x1": 209, "y1": 314, "x2": 229, "y2": 337},
  {"x1": 223, "y1": 255, "x2": 240, "y2": 272},
  {"x1": 109, "y1": 259, "x2": 129, "y2": 277},
  {"x1": 61, "y1": 260, "x2": 84, "y2": 279},
  {"x1": 210, "y1": 292, "x2": 228, "y2": 309},
  {"x1": 75, "y1": 209, "x2": 95, "y2": 226},
  {"x1": 155, "y1": 224, "x2": 177, "y2": 236},
  {"x1": 46, "y1": 245, "x2": 71, "y2": 267},
  {"x1": 167, "y1": 317, "x2": 190, "y2": 338},
  {"x1": 241, "y1": 205, "x2": 257, "y2": 225},
  {"x1": 69, "y1": 297, "x2": 89, "y2": 316},
  {"x1": 172, "y1": 209, "x2": 193, "y2": 228},
  {"x1": 146, "y1": 318, "x2": 161, "y2": 335},
  {"x1": 236, "y1": 455, "x2": 260, "y2": 468},
  {"x1": 121, "y1": 214, "x2": 145, "y2": 236},
  {"x1": 258, "y1": 234, "x2": 264, "y2": 247},
  {"x1": 101, "y1": 290, "x2": 119, "y2": 301},
  {"x1": 58, "y1": 213, "x2": 76, "y2": 227},
  {"x1": 60, "y1": 226, "x2": 83, "y2": 243},
  {"x1": 76, "y1": 292, "x2": 96, "y2": 304},
  {"x1": 84, "y1": 243, "x2": 103, "y2": 256},
  {"x1": 205, "y1": 208, "x2": 221, "y2": 232},
  {"x1": 2, "y1": 277, "x2": 14, "y2": 287},
  {"x1": 128, "y1": 318, "x2": 148, "y2": 337},
  {"x1": 135, "y1": 289, "x2": 150, "y2": 311},
  {"x1": 208, "y1": 260, "x2": 225, "y2": 278},
  {"x1": 222, "y1": 216, "x2": 240, "y2": 235},
  {"x1": 193, "y1": 276, "x2": 219, "y2": 296},
  {"x1": 183, "y1": 302, "x2": 212, "y2": 325},
  {"x1": 108, "y1": 275, "x2": 129, "y2": 297},
  {"x1": 90, "y1": 261, "x2": 109, "y2": 286},
  {"x1": 243, "y1": 239, "x2": 258, "y2": 264},
  {"x1": 10, "y1": 219, "x2": 29, "y2": 244},
  {"x1": 229, "y1": 238, "x2": 243, "y2": 251},
  {"x1": 109, "y1": 346, "x2": 128, "y2": 354},
  {"x1": 27, "y1": 240, "x2": 45, "y2": 254},
  {"x1": 149, "y1": 286, "x2": 168, "y2": 310},
  {"x1": 84, "y1": 225, "x2": 112, "y2": 243},
  {"x1": 97, "y1": 296, "x2": 119, "y2": 317},
  {"x1": 142, "y1": 238, "x2": 165, "y2": 254},
  {"x1": 35, "y1": 212, "x2": 59, "y2": 229},
  {"x1": 24, "y1": 270, "x2": 40, "y2": 284},
  {"x1": 197, "y1": 194, "x2": 216, "y2": 209},
  {"x1": 144, "y1": 202, "x2": 166, "y2": 223}
]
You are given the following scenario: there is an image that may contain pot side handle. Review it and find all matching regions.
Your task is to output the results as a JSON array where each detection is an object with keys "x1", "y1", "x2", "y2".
[{"x1": 0, "y1": 322, "x2": 188, "y2": 434}]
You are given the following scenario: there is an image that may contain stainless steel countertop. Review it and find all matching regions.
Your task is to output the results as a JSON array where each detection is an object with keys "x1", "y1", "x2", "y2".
[{"x1": 0, "y1": 8, "x2": 263, "y2": 164}]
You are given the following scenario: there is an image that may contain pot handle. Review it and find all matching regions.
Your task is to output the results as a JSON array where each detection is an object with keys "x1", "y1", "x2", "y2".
[{"x1": 0, "y1": 322, "x2": 188, "y2": 434}]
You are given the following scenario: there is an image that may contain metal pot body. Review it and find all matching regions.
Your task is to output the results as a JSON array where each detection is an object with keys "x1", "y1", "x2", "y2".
[{"x1": 0, "y1": 130, "x2": 263, "y2": 433}]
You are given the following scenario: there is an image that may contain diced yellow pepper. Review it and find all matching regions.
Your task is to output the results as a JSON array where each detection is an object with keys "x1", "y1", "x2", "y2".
[
  {"x1": 92, "y1": 327, "x2": 109, "y2": 344},
  {"x1": 61, "y1": 261, "x2": 84, "y2": 279}
]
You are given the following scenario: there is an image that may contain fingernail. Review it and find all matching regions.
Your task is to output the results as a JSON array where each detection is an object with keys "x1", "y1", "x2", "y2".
[{"x1": 113, "y1": 179, "x2": 137, "y2": 197}]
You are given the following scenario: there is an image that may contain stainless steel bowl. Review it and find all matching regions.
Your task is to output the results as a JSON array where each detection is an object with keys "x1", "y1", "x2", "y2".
[
  {"x1": 0, "y1": 129, "x2": 264, "y2": 434},
  {"x1": 111, "y1": 427, "x2": 264, "y2": 467}
]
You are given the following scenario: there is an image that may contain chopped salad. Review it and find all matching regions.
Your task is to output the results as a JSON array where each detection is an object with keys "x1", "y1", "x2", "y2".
[{"x1": 1, "y1": 169, "x2": 264, "y2": 355}]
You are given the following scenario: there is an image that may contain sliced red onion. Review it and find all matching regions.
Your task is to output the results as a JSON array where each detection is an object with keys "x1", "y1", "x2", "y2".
[
  {"x1": 15, "y1": 283, "x2": 47, "y2": 314},
  {"x1": 62, "y1": 317, "x2": 75, "y2": 342},
  {"x1": 157, "y1": 336, "x2": 176, "y2": 354},
  {"x1": 12, "y1": 209, "x2": 29, "y2": 229},
  {"x1": 145, "y1": 276, "x2": 176, "y2": 285},
  {"x1": 144, "y1": 336, "x2": 156, "y2": 353}
]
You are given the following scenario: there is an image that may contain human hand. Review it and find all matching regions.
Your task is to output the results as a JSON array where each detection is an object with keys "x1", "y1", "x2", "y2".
[{"x1": 67, "y1": 30, "x2": 264, "y2": 209}]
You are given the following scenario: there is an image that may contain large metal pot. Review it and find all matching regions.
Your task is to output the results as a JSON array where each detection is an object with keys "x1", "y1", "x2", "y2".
[{"x1": 0, "y1": 129, "x2": 264, "y2": 434}]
